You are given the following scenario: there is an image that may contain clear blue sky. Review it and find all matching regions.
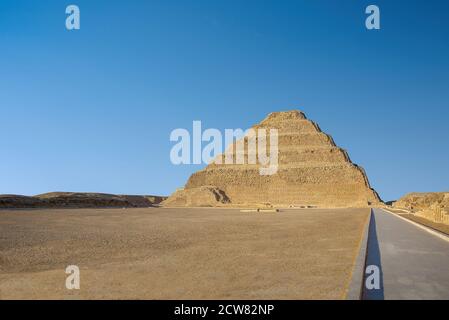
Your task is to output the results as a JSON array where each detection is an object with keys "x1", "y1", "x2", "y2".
[{"x1": 1, "y1": 0, "x2": 448, "y2": 201}]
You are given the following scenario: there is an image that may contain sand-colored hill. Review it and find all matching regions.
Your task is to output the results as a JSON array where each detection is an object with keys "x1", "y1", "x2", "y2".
[
  {"x1": 394, "y1": 192, "x2": 449, "y2": 213},
  {"x1": 0, "y1": 192, "x2": 166, "y2": 209},
  {"x1": 164, "y1": 110, "x2": 381, "y2": 208},
  {"x1": 0, "y1": 195, "x2": 45, "y2": 208},
  {"x1": 394, "y1": 192, "x2": 449, "y2": 225}
]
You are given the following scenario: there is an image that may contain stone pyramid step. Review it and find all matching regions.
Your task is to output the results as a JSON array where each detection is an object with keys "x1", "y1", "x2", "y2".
[{"x1": 163, "y1": 110, "x2": 381, "y2": 208}]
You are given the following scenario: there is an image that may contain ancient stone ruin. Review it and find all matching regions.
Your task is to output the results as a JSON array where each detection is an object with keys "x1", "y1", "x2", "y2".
[
  {"x1": 394, "y1": 192, "x2": 449, "y2": 225},
  {"x1": 163, "y1": 110, "x2": 381, "y2": 208}
]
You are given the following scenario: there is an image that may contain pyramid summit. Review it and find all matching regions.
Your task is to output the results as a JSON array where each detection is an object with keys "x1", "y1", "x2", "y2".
[{"x1": 164, "y1": 110, "x2": 381, "y2": 208}]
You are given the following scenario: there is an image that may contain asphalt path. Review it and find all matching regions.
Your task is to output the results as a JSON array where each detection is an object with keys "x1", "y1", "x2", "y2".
[{"x1": 363, "y1": 209, "x2": 449, "y2": 299}]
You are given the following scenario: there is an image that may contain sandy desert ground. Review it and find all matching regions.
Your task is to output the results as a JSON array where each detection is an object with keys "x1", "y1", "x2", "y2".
[{"x1": 0, "y1": 207, "x2": 369, "y2": 299}]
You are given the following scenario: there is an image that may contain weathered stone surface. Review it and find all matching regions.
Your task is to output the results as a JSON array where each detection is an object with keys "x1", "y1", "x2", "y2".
[
  {"x1": 394, "y1": 192, "x2": 449, "y2": 225},
  {"x1": 394, "y1": 192, "x2": 449, "y2": 213},
  {"x1": 165, "y1": 110, "x2": 381, "y2": 208},
  {"x1": 162, "y1": 186, "x2": 230, "y2": 207}
]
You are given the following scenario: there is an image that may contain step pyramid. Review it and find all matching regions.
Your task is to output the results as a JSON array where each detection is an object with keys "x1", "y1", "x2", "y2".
[{"x1": 164, "y1": 110, "x2": 381, "y2": 208}]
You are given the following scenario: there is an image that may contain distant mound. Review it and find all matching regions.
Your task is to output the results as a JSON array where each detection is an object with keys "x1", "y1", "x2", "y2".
[
  {"x1": 394, "y1": 192, "x2": 449, "y2": 213},
  {"x1": 394, "y1": 192, "x2": 449, "y2": 225},
  {"x1": 0, "y1": 192, "x2": 167, "y2": 209},
  {"x1": 0, "y1": 195, "x2": 45, "y2": 208}
]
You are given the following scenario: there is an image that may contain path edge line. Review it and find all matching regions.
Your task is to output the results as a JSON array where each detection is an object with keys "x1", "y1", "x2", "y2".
[
  {"x1": 381, "y1": 208, "x2": 449, "y2": 243},
  {"x1": 346, "y1": 209, "x2": 371, "y2": 300}
]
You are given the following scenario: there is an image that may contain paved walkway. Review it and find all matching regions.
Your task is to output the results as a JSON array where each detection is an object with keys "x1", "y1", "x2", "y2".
[{"x1": 363, "y1": 209, "x2": 449, "y2": 300}]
